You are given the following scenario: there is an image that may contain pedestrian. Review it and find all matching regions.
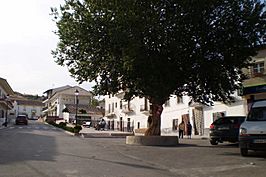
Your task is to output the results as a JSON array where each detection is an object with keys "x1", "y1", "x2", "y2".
[
  {"x1": 187, "y1": 122, "x2": 192, "y2": 139},
  {"x1": 178, "y1": 121, "x2": 185, "y2": 139},
  {"x1": 99, "y1": 119, "x2": 106, "y2": 131}
]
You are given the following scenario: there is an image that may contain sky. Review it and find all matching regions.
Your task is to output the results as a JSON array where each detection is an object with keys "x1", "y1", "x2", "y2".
[{"x1": 0, "y1": 0, "x2": 94, "y2": 96}]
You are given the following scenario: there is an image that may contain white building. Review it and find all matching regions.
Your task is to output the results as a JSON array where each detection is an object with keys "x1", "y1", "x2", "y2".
[
  {"x1": 42, "y1": 85, "x2": 93, "y2": 122},
  {"x1": 0, "y1": 77, "x2": 14, "y2": 125},
  {"x1": 11, "y1": 99, "x2": 44, "y2": 119},
  {"x1": 162, "y1": 93, "x2": 246, "y2": 136},
  {"x1": 62, "y1": 104, "x2": 104, "y2": 125},
  {"x1": 105, "y1": 91, "x2": 246, "y2": 135}
]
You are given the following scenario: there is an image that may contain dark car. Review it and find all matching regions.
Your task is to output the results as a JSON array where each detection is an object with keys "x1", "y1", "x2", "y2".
[
  {"x1": 209, "y1": 116, "x2": 246, "y2": 145},
  {"x1": 15, "y1": 115, "x2": 28, "y2": 125}
]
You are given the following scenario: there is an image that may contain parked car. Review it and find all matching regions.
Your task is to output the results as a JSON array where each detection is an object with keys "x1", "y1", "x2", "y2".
[
  {"x1": 82, "y1": 121, "x2": 91, "y2": 128},
  {"x1": 15, "y1": 115, "x2": 28, "y2": 125},
  {"x1": 209, "y1": 116, "x2": 246, "y2": 145},
  {"x1": 239, "y1": 100, "x2": 266, "y2": 156}
]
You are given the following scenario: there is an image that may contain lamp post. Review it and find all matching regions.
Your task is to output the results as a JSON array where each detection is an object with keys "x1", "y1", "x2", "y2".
[{"x1": 75, "y1": 89, "x2": 79, "y2": 126}]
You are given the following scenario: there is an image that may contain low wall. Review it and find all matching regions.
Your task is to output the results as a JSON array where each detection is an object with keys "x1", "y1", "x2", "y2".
[{"x1": 126, "y1": 136, "x2": 179, "y2": 146}]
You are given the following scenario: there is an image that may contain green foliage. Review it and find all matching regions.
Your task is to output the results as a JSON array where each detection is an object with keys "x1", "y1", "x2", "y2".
[
  {"x1": 74, "y1": 125, "x2": 82, "y2": 133},
  {"x1": 58, "y1": 122, "x2": 67, "y2": 128},
  {"x1": 63, "y1": 126, "x2": 74, "y2": 132},
  {"x1": 90, "y1": 97, "x2": 100, "y2": 107},
  {"x1": 47, "y1": 121, "x2": 81, "y2": 133},
  {"x1": 51, "y1": 0, "x2": 266, "y2": 105}
]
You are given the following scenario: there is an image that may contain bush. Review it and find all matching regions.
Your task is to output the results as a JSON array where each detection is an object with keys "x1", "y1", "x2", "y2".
[
  {"x1": 58, "y1": 122, "x2": 67, "y2": 128},
  {"x1": 47, "y1": 120, "x2": 82, "y2": 134},
  {"x1": 63, "y1": 126, "x2": 74, "y2": 132},
  {"x1": 47, "y1": 120, "x2": 56, "y2": 126},
  {"x1": 74, "y1": 125, "x2": 82, "y2": 133}
]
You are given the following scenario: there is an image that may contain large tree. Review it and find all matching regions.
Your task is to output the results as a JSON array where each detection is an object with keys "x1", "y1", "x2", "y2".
[{"x1": 51, "y1": 0, "x2": 266, "y2": 136}]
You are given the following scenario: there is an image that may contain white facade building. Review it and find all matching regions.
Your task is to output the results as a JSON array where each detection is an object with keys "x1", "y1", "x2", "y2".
[
  {"x1": 11, "y1": 99, "x2": 44, "y2": 119},
  {"x1": 105, "y1": 91, "x2": 246, "y2": 135},
  {"x1": 42, "y1": 85, "x2": 93, "y2": 121},
  {"x1": 0, "y1": 77, "x2": 14, "y2": 125}
]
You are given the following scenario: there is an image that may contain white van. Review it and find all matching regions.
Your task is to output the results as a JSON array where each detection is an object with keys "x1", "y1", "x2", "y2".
[{"x1": 239, "y1": 100, "x2": 266, "y2": 156}]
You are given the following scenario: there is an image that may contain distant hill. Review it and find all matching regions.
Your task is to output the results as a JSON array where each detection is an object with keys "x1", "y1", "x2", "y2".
[{"x1": 14, "y1": 91, "x2": 43, "y2": 101}]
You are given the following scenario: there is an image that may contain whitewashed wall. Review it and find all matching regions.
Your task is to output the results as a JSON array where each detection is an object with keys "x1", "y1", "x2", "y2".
[{"x1": 105, "y1": 92, "x2": 246, "y2": 135}]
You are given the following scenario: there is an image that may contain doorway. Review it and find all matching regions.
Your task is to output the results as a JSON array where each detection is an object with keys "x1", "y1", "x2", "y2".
[{"x1": 192, "y1": 107, "x2": 204, "y2": 135}]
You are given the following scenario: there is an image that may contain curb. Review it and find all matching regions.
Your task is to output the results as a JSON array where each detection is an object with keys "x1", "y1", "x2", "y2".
[{"x1": 80, "y1": 132, "x2": 133, "y2": 138}]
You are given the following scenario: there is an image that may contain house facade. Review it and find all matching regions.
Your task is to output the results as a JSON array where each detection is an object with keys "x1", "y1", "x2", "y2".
[
  {"x1": 104, "y1": 92, "x2": 245, "y2": 135},
  {"x1": 242, "y1": 48, "x2": 266, "y2": 111},
  {"x1": 42, "y1": 85, "x2": 93, "y2": 121},
  {"x1": 0, "y1": 77, "x2": 14, "y2": 125},
  {"x1": 62, "y1": 104, "x2": 104, "y2": 125},
  {"x1": 105, "y1": 48, "x2": 266, "y2": 135},
  {"x1": 10, "y1": 98, "x2": 44, "y2": 119}
]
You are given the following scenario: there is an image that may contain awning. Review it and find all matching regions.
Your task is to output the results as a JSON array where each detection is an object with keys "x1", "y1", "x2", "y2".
[{"x1": 243, "y1": 84, "x2": 266, "y2": 95}]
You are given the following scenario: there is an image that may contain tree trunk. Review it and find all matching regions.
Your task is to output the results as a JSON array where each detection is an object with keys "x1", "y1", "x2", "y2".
[{"x1": 144, "y1": 104, "x2": 163, "y2": 136}]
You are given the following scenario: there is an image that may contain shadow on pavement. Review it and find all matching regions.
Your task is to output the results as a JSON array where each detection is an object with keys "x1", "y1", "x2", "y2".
[{"x1": 0, "y1": 131, "x2": 57, "y2": 164}]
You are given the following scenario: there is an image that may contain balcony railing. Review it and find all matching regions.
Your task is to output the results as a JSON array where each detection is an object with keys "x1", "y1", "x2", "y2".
[
  {"x1": 42, "y1": 106, "x2": 48, "y2": 111},
  {"x1": 122, "y1": 104, "x2": 135, "y2": 113},
  {"x1": 0, "y1": 96, "x2": 13, "y2": 109}
]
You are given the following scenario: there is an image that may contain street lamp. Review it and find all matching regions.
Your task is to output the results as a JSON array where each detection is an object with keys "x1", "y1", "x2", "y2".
[{"x1": 75, "y1": 89, "x2": 79, "y2": 126}]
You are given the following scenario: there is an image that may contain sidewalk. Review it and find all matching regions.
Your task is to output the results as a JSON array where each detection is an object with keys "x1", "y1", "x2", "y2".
[
  {"x1": 79, "y1": 127, "x2": 209, "y2": 139},
  {"x1": 80, "y1": 127, "x2": 133, "y2": 138},
  {"x1": 0, "y1": 124, "x2": 10, "y2": 130}
]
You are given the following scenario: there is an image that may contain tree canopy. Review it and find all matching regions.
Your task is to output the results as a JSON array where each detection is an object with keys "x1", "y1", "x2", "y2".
[{"x1": 52, "y1": 0, "x2": 266, "y2": 106}]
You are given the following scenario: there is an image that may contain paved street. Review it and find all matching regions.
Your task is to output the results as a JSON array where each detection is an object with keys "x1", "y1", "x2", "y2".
[{"x1": 1, "y1": 121, "x2": 266, "y2": 177}]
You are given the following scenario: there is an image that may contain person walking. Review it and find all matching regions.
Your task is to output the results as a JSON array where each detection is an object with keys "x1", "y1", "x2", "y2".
[
  {"x1": 187, "y1": 122, "x2": 192, "y2": 139},
  {"x1": 178, "y1": 121, "x2": 185, "y2": 139}
]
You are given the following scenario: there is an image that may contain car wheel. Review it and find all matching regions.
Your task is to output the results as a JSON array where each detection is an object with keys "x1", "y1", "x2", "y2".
[
  {"x1": 210, "y1": 139, "x2": 218, "y2": 145},
  {"x1": 240, "y1": 148, "x2": 248, "y2": 156}
]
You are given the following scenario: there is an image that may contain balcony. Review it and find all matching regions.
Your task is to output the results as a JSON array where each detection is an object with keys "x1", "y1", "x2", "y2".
[
  {"x1": 0, "y1": 96, "x2": 13, "y2": 110},
  {"x1": 252, "y1": 72, "x2": 265, "y2": 78},
  {"x1": 42, "y1": 106, "x2": 48, "y2": 112},
  {"x1": 106, "y1": 113, "x2": 116, "y2": 119},
  {"x1": 122, "y1": 104, "x2": 135, "y2": 114}
]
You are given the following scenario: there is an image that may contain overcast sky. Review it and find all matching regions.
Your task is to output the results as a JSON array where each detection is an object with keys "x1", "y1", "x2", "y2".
[{"x1": 0, "y1": 0, "x2": 94, "y2": 96}]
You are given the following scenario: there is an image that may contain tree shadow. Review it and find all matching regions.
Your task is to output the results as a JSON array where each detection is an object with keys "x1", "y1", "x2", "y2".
[
  {"x1": 243, "y1": 151, "x2": 266, "y2": 159},
  {"x1": 0, "y1": 131, "x2": 57, "y2": 164}
]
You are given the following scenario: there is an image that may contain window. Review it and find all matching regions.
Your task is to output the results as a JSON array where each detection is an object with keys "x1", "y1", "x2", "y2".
[
  {"x1": 112, "y1": 103, "x2": 114, "y2": 112},
  {"x1": 247, "y1": 107, "x2": 266, "y2": 121},
  {"x1": 165, "y1": 100, "x2": 170, "y2": 107},
  {"x1": 120, "y1": 100, "x2": 122, "y2": 109},
  {"x1": 144, "y1": 98, "x2": 148, "y2": 110},
  {"x1": 172, "y1": 119, "x2": 178, "y2": 130},
  {"x1": 108, "y1": 104, "x2": 111, "y2": 113},
  {"x1": 212, "y1": 112, "x2": 226, "y2": 122},
  {"x1": 253, "y1": 62, "x2": 264, "y2": 76},
  {"x1": 177, "y1": 96, "x2": 183, "y2": 104},
  {"x1": 0, "y1": 110, "x2": 4, "y2": 118}
]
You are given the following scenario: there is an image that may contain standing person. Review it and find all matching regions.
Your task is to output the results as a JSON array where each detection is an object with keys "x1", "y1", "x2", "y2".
[
  {"x1": 178, "y1": 121, "x2": 185, "y2": 139},
  {"x1": 187, "y1": 122, "x2": 192, "y2": 139},
  {"x1": 100, "y1": 119, "x2": 106, "y2": 130}
]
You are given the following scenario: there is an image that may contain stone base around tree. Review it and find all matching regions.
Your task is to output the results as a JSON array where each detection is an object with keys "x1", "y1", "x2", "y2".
[{"x1": 126, "y1": 135, "x2": 179, "y2": 146}]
